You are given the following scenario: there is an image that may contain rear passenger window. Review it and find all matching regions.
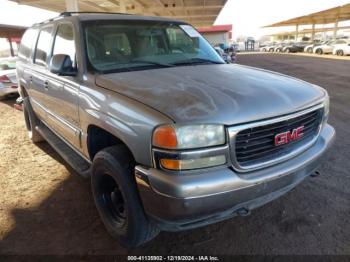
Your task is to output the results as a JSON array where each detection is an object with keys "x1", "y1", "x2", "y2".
[
  {"x1": 34, "y1": 26, "x2": 54, "y2": 66},
  {"x1": 52, "y1": 24, "x2": 76, "y2": 66},
  {"x1": 18, "y1": 28, "x2": 39, "y2": 61}
]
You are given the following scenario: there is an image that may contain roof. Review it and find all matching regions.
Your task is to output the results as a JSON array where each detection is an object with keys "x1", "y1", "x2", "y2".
[
  {"x1": 0, "y1": 24, "x2": 27, "y2": 38},
  {"x1": 10, "y1": 0, "x2": 227, "y2": 28},
  {"x1": 197, "y1": 24, "x2": 232, "y2": 33},
  {"x1": 264, "y1": 3, "x2": 350, "y2": 27}
]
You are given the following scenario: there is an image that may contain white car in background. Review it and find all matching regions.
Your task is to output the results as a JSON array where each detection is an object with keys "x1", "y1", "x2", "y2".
[
  {"x1": 0, "y1": 57, "x2": 18, "y2": 99},
  {"x1": 333, "y1": 41, "x2": 350, "y2": 56},
  {"x1": 313, "y1": 39, "x2": 349, "y2": 55}
]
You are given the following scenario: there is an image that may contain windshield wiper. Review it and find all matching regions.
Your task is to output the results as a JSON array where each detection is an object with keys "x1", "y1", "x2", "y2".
[
  {"x1": 173, "y1": 58, "x2": 224, "y2": 65},
  {"x1": 131, "y1": 59, "x2": 174, "y2": 68}
]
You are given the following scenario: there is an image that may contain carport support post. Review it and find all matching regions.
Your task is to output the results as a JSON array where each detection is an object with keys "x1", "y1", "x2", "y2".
[
  {"x1": 333, "y1": 20, "x2": 339, "y2": 39},
  {"x1": 7, "y1": 36, "x2": 14, "y2": 57},
  {"x1": 311, "y1": 24, "x2": 315, "y2": 42},
  {"x1": 295, "y1": 24, "x2": 299, "y2": 41},
  {"x1": 65, "y1": 0, "x2": 79, "y2": 12}
]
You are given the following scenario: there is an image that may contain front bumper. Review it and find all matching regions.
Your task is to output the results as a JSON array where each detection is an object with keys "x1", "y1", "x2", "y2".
[{"x1": 135, "y1": 124, "x2": 335, "y2": 231}]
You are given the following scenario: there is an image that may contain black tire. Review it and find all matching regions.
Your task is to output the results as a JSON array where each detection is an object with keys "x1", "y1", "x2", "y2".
[
  {"x1": 23, "y1": 97, "x2": 44, "y2": 143},
  {"x1": 336, "y1": 50, "x2": 344, "y2": 56},
  {"x1": 307, "y1": 47, "x2": 313, "y2": 53},
  {"x1": 91, "y1": 145, "x2": 160, "y2": 248},
  {"x1": 316, "y1": 48, "x2": 323, "y2": 55},
  {"x1": 285, "y1": 48, "x2": 290, "y2": 53}
]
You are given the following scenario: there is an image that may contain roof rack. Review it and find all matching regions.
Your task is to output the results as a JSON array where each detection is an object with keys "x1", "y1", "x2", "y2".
[
  {"x1": 32, "y1": 11, "x2": 132, "y2": 26},
  {"x1": 59, "y1": 11, "x2": 131, "y2": 17}
]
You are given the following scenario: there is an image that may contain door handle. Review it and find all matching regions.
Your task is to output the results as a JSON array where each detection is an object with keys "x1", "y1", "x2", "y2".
[{"x1": 44, "y1": 81, "x2": 49, "y2": 89}]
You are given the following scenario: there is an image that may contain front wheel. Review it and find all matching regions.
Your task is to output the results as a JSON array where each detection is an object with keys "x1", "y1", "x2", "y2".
[
  {"x1": 91, "y1": 145, "x2": 159, "y2": 248},
  {"x1": 336, "y1": 50, "x2": 344, "y2": 56},
  {"x1": 316, "y1": 48, "x2": 323, "y2": 55}
]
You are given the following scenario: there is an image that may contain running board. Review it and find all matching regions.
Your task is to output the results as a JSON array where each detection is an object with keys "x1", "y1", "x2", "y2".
[{"x1": 36, "y1": 123, "x2": 91, "y2": 178}]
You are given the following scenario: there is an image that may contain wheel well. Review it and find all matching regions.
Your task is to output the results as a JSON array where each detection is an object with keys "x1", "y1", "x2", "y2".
[{"x1": 87, "y1": 125, "x2": 134, "y2": 161}]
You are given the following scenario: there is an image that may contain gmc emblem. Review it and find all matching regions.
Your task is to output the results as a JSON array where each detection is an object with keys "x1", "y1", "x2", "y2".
[{"x1": 274, "y1": 126, "x2": 304, "y2": 146}]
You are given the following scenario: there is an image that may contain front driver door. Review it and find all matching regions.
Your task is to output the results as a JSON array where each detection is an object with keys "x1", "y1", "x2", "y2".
[{"x1": 44, "y1": 22, "x2": 81, "y2": 149}]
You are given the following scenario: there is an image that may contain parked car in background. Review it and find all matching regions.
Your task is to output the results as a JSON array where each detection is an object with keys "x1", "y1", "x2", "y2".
[
  {"x1": 304, "y1": 40, "x2": 325, "y2": 53},
  {"x1": 283, "y1": 42, "x2": 311, "y2": 53},
  {"x1": 313, "y1": 41, "x2": 336, "y2": 54},
  {"x1": 259, "y1": 42, "x2": 276, "y2": 52},
  {"x1": 312, "y1": 39, "x2": 349, "y2": 55},
  {"x1": 274, "y1": 42, "x2": 290, "y2": 52},
  {"x1": 333, "y1": 43, "x2": 350, "y2": 56},
  {"x1": 0, "y1": 57, "x2": 18, "y2": 99}
]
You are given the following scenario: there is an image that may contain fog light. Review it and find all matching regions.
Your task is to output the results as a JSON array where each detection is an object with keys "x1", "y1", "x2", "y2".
[{"x1": 160, "y1": 155, "x2": 226, "y2": 171}]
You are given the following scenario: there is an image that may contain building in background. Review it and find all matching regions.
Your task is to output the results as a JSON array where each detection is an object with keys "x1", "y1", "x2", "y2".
[{"x1": 197, "y1": 25, "x2": 233, "y2": 47}]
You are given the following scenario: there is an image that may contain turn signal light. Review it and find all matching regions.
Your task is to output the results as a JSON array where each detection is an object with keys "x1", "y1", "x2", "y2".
[
  {"x1": 152, "y1": 125, "x2": 177, "y2": 149},
  {"x1": 160, "y1": 159, "x2": 181, "y2": 170}
]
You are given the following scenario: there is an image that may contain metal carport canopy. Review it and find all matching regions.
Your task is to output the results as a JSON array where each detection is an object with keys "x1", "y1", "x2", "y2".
[
  {"x1": 263, "y1": 3, "x2": 350, "y2": 27},
  {"x1": 10, "y1": 0, "x2": 227, "y2": 28},
  {"x1": 262, "y1": 3, "x2": 350, "y2": 40}
]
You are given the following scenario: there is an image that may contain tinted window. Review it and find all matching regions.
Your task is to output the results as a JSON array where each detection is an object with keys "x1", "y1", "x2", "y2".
[
  {"x1": 18, "y1": 28, "x2": 39, "y2": 61},
  {"x1": 52, "y1": 24, "x2": 76, "y2": 66},
  {"x1": 34, "y1": 26, "x2": 54, "y2": 66}
]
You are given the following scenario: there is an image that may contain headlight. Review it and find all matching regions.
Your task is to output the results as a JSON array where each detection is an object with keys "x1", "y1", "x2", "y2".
[
  {"x1": 152, "y1": 124, "x2": 225, "y2": 149},
  {"x1": 152, "y1": 124, "x2": 227, "y2": 171}
]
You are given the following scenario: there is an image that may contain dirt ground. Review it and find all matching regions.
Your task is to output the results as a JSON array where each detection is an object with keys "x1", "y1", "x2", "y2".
[{"x1": 0, "y1": 54, "x2": 349, "y2": 255}]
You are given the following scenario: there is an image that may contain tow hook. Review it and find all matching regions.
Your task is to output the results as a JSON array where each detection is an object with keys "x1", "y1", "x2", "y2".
[
  {"x1": 311, "y1": 170, "x2": 321, "y2": 177},
  {"x1": 237, "y1": 207, "x2": 251, "y2": 217}
]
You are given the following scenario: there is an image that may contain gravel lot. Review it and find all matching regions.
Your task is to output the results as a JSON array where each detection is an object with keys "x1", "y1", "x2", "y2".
[{"x1": 0, "y1": 54, "x2": 349, "y2": 255}]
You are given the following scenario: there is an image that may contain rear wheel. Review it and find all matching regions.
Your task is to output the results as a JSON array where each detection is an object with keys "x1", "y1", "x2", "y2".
[
  {"x1": 307, "y1": 47, "x2": 313, "y2": 53},
  {"x1": 23, "y1": 97, "x2": 44, "y2": 143},
  {"x1": 285, "y1": 48, "x2": 290, "y2": 53},
  {"x1": 91, "y1": 145, "x2": 159, "y2": 248}
]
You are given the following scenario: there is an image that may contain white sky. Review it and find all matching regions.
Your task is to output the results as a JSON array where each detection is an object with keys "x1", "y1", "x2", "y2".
[
  {"x1": 0, "y1": 0, "x2": 349, "y2": 39},
  {"x1": 215, "y1": 0, "x2": 350, "y2": 39}
]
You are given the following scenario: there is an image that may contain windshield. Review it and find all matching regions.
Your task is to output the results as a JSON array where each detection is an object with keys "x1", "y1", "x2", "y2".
[{"x1": 83, "y1": 20, "x2": 224, "y2": 73}]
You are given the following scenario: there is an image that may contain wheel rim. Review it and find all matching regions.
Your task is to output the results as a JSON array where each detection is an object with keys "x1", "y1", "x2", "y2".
[{"x1": 97, "y1": 174, "x2": 127, "y2": 227}]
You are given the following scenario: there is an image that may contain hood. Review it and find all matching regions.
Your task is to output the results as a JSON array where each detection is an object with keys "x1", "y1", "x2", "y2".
[{"x1": 96, "y1": 64, "x2": 326, "y2": 125}]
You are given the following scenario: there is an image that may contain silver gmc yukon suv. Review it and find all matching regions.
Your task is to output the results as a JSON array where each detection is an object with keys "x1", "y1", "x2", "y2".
[{"x1": 17, "y1": 12, "x2": 335, "y2": 247}]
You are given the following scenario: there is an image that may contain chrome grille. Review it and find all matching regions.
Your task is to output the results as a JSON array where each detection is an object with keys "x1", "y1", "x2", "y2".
[{"x1": 233, "y1": 108, "x2": 324, "y2": 169}]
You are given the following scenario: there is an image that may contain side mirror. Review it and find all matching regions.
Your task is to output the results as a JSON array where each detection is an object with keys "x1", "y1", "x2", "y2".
[{"x1": 49, "y1": 54, "x2": 77, "y2": 76}]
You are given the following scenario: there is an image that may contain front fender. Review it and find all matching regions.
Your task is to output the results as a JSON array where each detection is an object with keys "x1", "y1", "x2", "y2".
[{"x1": 78, "y1": 84, "x2": 173, "y2": 166}]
